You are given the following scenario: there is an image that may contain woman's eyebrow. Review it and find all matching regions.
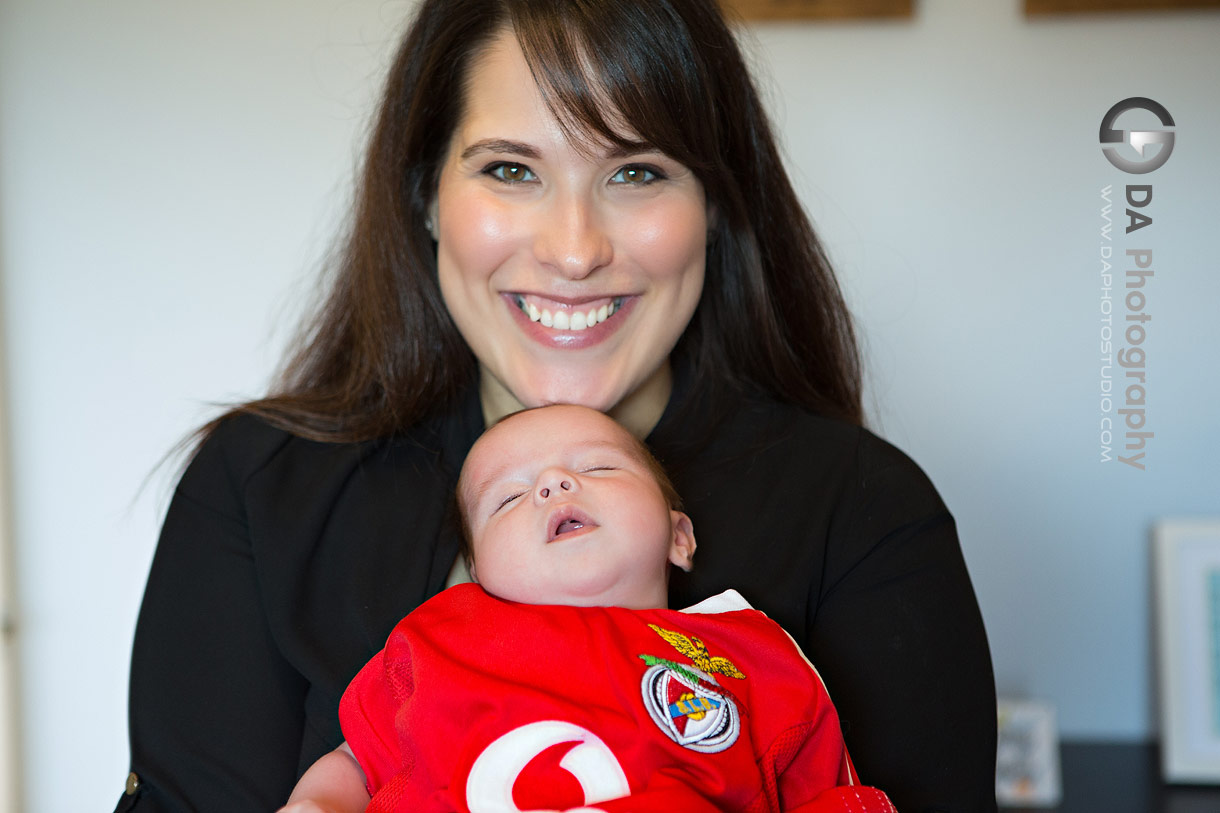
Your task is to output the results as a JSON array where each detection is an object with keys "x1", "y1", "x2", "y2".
[
  {"x1": 459, "y1": 138, "x2": 656, "y2": 162},
  {"x1": 460, "y1": 139, "x2": 542, "y2": 161}
]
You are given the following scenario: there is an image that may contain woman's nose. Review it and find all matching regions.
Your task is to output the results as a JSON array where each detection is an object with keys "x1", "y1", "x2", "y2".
[
  {"x1": 534, "y1": 467, "x2": 580, "y2": 504},
  {"x1": 533, "y1": 191, "x2": 613, "y2": 280}
]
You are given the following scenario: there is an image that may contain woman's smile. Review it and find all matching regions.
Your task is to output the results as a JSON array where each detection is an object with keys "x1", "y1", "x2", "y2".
[
  {"x1": 509, "y1": 293, "x2": 623, "y2": 332},
  {"x1": 502, "y1": 293, "x2": 637, "y2": 350}
]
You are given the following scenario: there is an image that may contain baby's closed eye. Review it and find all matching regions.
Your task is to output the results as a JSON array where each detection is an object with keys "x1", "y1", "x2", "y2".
[{"x1": 492, "y1": 491, "x2": 526, "y2": 515}]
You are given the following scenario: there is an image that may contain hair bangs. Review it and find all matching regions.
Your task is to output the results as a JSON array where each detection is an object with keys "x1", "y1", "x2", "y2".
[{"x1": 509, "y1": 1, "x2": 717, "y2": 175}]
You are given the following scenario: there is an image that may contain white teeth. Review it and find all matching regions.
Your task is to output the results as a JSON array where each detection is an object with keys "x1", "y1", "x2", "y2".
[{"x1": 515, "y1": 297, "x2": 624, "y2": 330}]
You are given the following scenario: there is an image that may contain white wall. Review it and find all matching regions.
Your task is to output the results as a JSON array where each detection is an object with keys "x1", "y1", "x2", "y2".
[
  {"x1": 0, "y1": 0, "x2": 1216, "y2": 809},
  {"x1": 741, "y1": 2, "x2": 1220, "y2": 742},
  {"x1": 0, "y1": 1, "x2": 412, "y2": 808},
  {"x1": 0, "y1": 284, "x2": 19, "y2": 812}
]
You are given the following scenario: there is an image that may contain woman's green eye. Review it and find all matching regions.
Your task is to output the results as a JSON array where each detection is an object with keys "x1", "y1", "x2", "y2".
[
  {"x1": 611, "y1": 166, "x2": 659, "y2": 185},
  {"x1": 488, "y1": 163, "x2": 535, "y2": 184}
]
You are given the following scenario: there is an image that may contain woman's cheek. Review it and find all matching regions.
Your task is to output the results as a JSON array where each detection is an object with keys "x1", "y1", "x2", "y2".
[
  {"x1": 624, "y1": 201, "x2": 707, "y2": 278},
  {"x1": 440, "y1": 192, "x2": 522, "y2": 281}
]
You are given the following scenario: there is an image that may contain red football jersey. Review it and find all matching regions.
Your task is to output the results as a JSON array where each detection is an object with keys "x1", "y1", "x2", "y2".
[{"x1": 340, "y1": 584, "x2": 895, "y2": 812}]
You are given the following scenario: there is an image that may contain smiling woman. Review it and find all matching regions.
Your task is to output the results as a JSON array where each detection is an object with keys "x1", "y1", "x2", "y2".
[
  {"x1": 436, "y1": 31, "x2": 708, "y2": 437},
  {"x1": 117, "y1": 1, "x2": 997, "y2": 811}
]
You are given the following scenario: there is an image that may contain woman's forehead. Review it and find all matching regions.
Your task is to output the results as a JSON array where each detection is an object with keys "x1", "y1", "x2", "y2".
[
  {"x1": 454, "y1": 28, "x2": 648, "y2": 160},
  {"x1": 459, "y1": 33, "x2": 550, "y2": 127}
]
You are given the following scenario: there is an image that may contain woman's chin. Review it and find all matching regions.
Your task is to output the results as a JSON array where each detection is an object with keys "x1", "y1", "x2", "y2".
[
  {"x1": 510, "y1": 374, "x2": 628, "y2": 414},
  {"x1": 481, "y1": 356, "x2": 672, "y2": 428}
]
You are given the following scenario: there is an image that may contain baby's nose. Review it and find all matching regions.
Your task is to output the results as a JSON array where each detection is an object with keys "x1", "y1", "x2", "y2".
[
  {"x1": 538, "y1": 482, "x2": 569, "y2": 498},
  {"x1": 534, "y1": 468, "x2": 578, "y2": 502}
]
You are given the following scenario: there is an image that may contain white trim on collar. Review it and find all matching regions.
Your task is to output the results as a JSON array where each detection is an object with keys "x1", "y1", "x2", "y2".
[{"x1": 679, "y1": 589, "x2": 752, "y2": 615}]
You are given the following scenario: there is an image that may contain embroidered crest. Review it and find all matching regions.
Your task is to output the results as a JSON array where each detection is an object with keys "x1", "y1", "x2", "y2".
[{"x1": 638, "y1": 624, "x2": 745, "y2": 753}]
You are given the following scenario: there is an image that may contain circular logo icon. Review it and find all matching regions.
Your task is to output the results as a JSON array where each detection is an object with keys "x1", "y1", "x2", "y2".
[
  {"x1": 1099, "y1": 97, "x2": 1174, "y2": 175},
  {"x1": 640, "y1": 664, "x2": 740, "y2": 753}
]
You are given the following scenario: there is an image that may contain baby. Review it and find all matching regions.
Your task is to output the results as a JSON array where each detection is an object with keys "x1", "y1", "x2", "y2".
[{"x1": 281, "y1": 405, "x2": 895, "y2": 813}]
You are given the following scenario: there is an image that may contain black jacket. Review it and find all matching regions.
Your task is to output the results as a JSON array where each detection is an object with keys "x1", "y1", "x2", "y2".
[{"x1": 118, "y1": 377, "x2": 997, "y2": 812}]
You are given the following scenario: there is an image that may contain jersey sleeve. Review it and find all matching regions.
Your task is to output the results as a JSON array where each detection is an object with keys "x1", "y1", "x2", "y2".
[
  {"x1": 119, "y1": 418, "x2": 306, "y2": 812},
  {"x1": 786, "y1": 786, "x2": 898, "y2": 813},
  {"x1": 762, "y1": 720, "x2": 897, "y2": 813},
  {"x1": 339, "y1": 646, "x2": 406, "y2": 795},
  {"x1": 725, "y1": 612, "x2": 876, "y2": 811}
]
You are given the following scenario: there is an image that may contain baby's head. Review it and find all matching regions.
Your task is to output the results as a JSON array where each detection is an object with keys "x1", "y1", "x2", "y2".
[{"x1": 456, "y1": 405, "x2": 695, "y2": 610}]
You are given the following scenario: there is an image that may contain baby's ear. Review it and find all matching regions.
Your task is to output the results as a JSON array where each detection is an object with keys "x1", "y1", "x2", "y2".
[{"x1": 667, "y1": 510, "x2": 696, "y2": 573}]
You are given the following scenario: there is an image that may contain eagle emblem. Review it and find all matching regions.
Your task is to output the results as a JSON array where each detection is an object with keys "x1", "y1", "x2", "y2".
[
  {"x1": 646, "y1": 624, "x2": 747, "y2": 680},
  {"x1": 637, "y1": 624, "x2": 745, "y2": 753}
]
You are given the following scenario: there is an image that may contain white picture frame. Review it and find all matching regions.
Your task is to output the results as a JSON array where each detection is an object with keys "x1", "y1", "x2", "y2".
[{"x1": 1154, "y1": 519, "x2": 1220, "y2": 783}]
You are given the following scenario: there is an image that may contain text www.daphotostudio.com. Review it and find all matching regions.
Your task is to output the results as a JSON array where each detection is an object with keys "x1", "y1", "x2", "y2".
[{"x1": 1098, "y1": 97, "x2": 1174, "y2": 471}]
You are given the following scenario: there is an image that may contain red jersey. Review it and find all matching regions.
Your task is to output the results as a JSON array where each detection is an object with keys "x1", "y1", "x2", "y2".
[{"x1": 341, "y1": 584, "x2": 895, "y2": 812}]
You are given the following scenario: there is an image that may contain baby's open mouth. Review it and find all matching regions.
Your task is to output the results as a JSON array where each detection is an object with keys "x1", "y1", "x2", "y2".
[
  {"x1": 548, "y1": 508, "x2": 597, "y2": 542},
  {"x1": 555, "y1": 518, "x2": 585, "y2": 535}
]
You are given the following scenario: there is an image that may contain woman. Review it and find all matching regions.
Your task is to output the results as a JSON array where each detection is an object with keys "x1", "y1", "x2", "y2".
[{"x1": 117, "y1": 1, "x2": 997, "y2": 811}]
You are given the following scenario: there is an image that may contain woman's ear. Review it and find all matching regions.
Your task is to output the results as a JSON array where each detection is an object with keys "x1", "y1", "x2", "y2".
[
  {"x1": 667, "y1": 511, "x2": 696, "y2": 573},
  {"x1": 425, "y1": 199, "x2": 439, "y2": 241}
]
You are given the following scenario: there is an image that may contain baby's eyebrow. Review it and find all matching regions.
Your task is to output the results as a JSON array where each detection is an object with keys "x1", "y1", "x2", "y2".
[
  {"x1": 465, "y1": 463, "x2": 509, "y2": 511},
  {"x1": 463, "y1": 439, "x2": 634, "y2": 506},
  {"x1": 578, "y1": 439, "x2": 638, "y2": 462}
]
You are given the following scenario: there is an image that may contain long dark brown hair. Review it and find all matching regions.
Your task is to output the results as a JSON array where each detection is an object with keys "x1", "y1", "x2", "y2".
[{"x1": 226, "y1": 0, "x2": 861, "y2": 443}]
